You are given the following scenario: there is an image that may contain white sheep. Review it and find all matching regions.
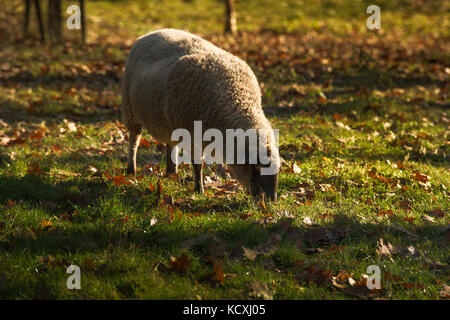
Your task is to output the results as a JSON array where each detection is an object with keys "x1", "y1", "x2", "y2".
[{"x1": 121, "y1": 29, "x2": 280, "y2": 201}]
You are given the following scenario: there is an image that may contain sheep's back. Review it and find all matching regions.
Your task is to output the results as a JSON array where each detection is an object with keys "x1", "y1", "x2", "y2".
[
  {"x1": 123, "y1": 29, "x2": 267, "y2": 144},
  {"x1": 166, "y1": 52, "x2": 265, "y2": 133}
]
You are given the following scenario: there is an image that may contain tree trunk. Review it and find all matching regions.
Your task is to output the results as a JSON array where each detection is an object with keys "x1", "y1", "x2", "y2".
[
  {"x1": 23, "y1": 0, "x2": 31, "y2": 37},
  {"x1": 34, "y1": 0, "x2": 45, "y2": 42},
  {"x1": 224, "y1": 0, "x2": 237, "y2": 34},
  {"x1": 48, "y1": 0, "x2": 62, "y2": 43},
  {"x1": 80, "y1": 0, "x2": 86, "y2": 43}
]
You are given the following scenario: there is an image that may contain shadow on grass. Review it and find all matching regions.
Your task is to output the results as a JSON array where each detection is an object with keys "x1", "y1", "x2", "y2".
[
  {"x1": 0, "y1": 99, "x2": 120, "y2": 126},
  {"x1": 0, "y1": 173, "x2": 109, "y2": 213},
  {"x1": 1, "y1": 209, "x2": 448, "y2": 262},
  {"x1": 0, "y1": 175, "x2": 447, "y2": 259}
]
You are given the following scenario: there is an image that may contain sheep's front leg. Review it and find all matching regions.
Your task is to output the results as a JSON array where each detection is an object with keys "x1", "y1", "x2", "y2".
[
  {"x1": 127, "y1": 126, "x2": 142, "y2": 175},
  {"x1": 193, "y1": 163, "x2": 204, "y2": 194},
  {"x1": 166, "y1": 145, "x2": 178, "y2": 175}
]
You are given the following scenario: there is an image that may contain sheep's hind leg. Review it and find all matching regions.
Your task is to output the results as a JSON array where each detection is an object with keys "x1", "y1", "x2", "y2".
[
  {"x1": 166, "y1": 145, "x2": 178, "y2": 175},
  {"x1": 193, "y1": 162, "x2": 204, "y2": 194},
  {"x1": 127, "y1": 126, "x2": 142, "y2": 176}
]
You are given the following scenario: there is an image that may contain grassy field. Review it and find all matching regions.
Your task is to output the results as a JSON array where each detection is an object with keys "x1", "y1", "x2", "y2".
[{"x1": 0, "y1": 0, "x2": 449, "y2": 299}]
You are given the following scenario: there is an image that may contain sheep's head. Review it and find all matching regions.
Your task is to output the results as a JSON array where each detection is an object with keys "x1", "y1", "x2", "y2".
[
  {"x1": 229, "y1": 164, "x2": 279, "y2": 202},
  {"x1": 228, "y1": 129, "x2": 280, "y2": 202}
]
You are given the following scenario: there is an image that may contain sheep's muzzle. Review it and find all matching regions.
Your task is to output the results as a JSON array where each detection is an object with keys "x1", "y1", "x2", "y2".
[{"x1": 250, "y1": 168, "x2": 278, "y2": 202}]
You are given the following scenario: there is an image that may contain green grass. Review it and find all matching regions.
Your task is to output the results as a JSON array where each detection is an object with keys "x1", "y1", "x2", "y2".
[{"x1": 0, "y1": 0, "x2": 449, "y2": 300}]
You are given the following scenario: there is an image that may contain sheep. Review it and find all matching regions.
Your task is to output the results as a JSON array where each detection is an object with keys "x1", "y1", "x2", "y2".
[{"x1": 121, "y1": 28, "x2": 280, "y2": 201}]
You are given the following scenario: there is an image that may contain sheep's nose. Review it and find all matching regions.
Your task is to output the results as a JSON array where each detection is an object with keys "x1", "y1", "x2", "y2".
[{"x1": 261, "y1": 173, "x2": 278, "y2": 202}]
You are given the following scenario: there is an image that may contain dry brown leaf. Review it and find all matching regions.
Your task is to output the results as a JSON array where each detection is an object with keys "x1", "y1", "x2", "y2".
[
  {"x1": 345, "y1": 277, "x2": 385, "y2": 299},
  {"x1": 242, "y1": 247, "x2": 258, "y2": 260},
  {"x1": 169, "y1": 254, "x2": 190, "y2": 273},
  {"x1": 378, "y1": 209, "x2": 394, "y2": 218},
  {"x1": 439, "y1": 284, "x2": 450, "y2": 299},
  {"x1": 40, "y1": 220, "x2": 54, "y2": 229},
  {"x1": 412, "y1": 171, "x2": 429, "y2": 183},
  {"x1": 422, "y1": 215, "x2": 435, "y2": 223},
  {"x1": 201, "y1": 260, "x2": 225, "y2": 285},
  {"x1": 84, "y1": 258, "x2": 96, "y2": 271},
  {"x1": 428, "y1": 208, "x2": 445, "y2": 218},
  {"x1": 376, "y1": 238, "x2": 403, "y2": 262},
  {"x1": 6, "y1": 199, "x2": 16, "y2": 208},
  {"x1": 248, "y1": 280, "x2": 273, "y2": 300},
  {"x1": 302, "y1": 216, "x2": 315, "y2": 225},
  {"x1": 242, "y1": 233, "x2": 281, "y2": 260},
  {"x1": 297, "y1": 267, "x2": 333, "y2": 286},
  {"x1": 331, "y1": 270, "x2": 355, "y2": 289}
]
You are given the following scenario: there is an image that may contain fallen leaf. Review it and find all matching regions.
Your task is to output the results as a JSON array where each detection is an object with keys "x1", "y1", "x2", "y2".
[
  {"x1": 86, "y1": 166, "x2": 98, "y2": 174},
  {"x1": 423, "y1": 256, "x2": 449, "y2": 272},
  {"x1": 66, "y1": 121, "x2": 77, "y2": 132},
  {"x1": 6, "y1": 199, "x2": 16, "y2": 208},
  {"x1": 248, "y1": 280, "x2": 273, "y2": 300},
  {"x1": 412, "y1": 171, "x2": 429, "y2": 183},
  {"x1": 376, "y1": 238, "x2": 403, "y2": 262},
  {"x1": 84, "y1": 258, "x2": 96, "y2": 271},
  {"x1": 428, "y1": 208, "x2": 445, "y2": 218},
  {"x1": 27, "y1": 163, "x2": 41, "y2": 175},
  {"x1": 40, "y1": 220, "x2": 54, "y2": 229},
  {"x1": 422, "y1": 215, "x2": 435, "y2": 223},
  {"x1": 242, "y1": 233, "x2": 281, "y2": 260},
  {"x1": 169, "y1": 254, "x2": 190, "y2": 273},
  {"x1": 201, "y1": 260, "x2": 224, "y2": 285},
  {"x1": 139, "y1": 138, "x2": 151, "y2": 147},
  {"x1": 345, "y1": 277, "x2": 385, "y2": 299},
  {"x1": 297, "y1": 266, "x2": 333, "y2": 286},
  {"x1": 440, "y1": 284, "x2": 450, "y2": 299},
  {"x1": 331, "y1": 270, "x2": 355, "y2": 289},
  {"x1": 112, "y1": 175, "x2": 130, "y2": 186},
  {"x1": 302, "y1": 216, "x2": 315, "y2": 225},
  {"x1": 28, "y1": 129, "x2": 45, "y2": 140},
  {"x1": 403, "y1": 217, "x2": 416, "y2": 224},
  {"x1": 242, "y1": 247, "x2": 258, "y2": 260},
  {"x1": 378, "y1": 209, "x2": 394, "y2": 218}
]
